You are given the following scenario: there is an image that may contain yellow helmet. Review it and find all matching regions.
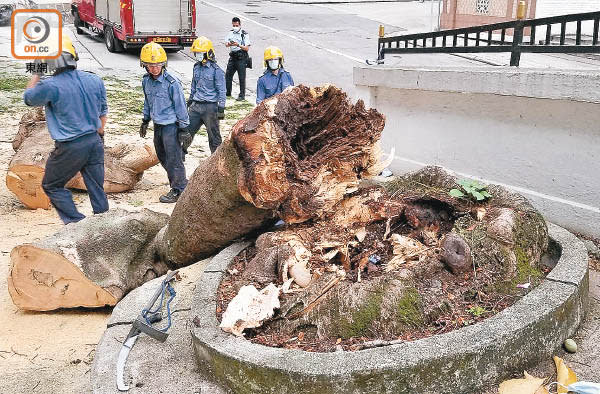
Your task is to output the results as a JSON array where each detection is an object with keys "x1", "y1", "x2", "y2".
[
  {"x1": 140, "y1": 42, "x2": 167, "y2": 67},
  {"x1": 45, "y1": 34, "x2": 78, "y2": 72},
  {"x1": 191, "y1": 36, "x2": 215, "y2": 62},
  {"x1": 61, "y1": 34, "x2": 78, "y2": 60},
  {"x1": 191, "y1": 36, "x2": 214, "y2": 53},
  {"x1": 263, "y1": 46, "x2": 283, "y2": 67}
]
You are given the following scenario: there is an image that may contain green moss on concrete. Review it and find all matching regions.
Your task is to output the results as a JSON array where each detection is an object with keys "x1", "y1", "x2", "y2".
[
  {"x1": 515, "y1": 245, "x2": 543, "y2": 283},
  {"x1": 338, "y1": 289, "x2": 384, "y2": 339},
  {"x1": 396, "y1": 287, "x2": 424, "y2": 328}
]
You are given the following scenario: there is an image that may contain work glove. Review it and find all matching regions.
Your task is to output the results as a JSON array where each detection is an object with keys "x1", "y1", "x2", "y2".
[
  {"x1": 217, "y1": 106, "x2": 225, "y2": 120},
  {"x1": 139, "y1": 120, "x2": 149, "y2": 138},
  {"x1": 178, "y1": 130, "x2": 193, "y2": 154}
]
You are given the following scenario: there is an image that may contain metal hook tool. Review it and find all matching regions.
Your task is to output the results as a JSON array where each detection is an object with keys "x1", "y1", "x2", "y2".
[{"x1": 116, "y1": 270, "x2": 179, "y2": 391}]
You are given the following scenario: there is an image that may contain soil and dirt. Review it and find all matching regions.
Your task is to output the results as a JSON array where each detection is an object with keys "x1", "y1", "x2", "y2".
[{"x1": 216, "y1": 171, "x2": 553, "y2": 353}]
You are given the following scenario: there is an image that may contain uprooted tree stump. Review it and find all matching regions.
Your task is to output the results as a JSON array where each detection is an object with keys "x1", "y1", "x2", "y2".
[
  {"x1": 216, "y1": 166, "x2": 549, "y2": 345},
  {"x1": 8, "y1": 85, "x2": 387, "y2": 311},
  {"x1": 6, "y1": 108, "x2": 159, "y2": 210}
]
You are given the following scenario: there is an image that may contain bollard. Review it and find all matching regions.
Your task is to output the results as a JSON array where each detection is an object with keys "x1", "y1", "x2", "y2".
[{"x1": 517, "y1": 0, "x2": 527, "y2": 20}]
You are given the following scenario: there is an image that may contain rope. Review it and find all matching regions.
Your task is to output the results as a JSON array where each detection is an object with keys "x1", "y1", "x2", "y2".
[{"x1": 141, "y1": 278, "x2": 177, "y2": 332}]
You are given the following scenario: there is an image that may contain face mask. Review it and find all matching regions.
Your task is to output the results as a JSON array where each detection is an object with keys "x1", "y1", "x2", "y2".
[
  {"x1": 268, "y1": 59, "x2": 280, "y2": 70},
  {"x1": 196, "y1": 52, "x2": 207, "y2": 61},
  {"x1": 567, "y1": 382, "x2": 600, "y2": 394},
  {"x1": 233, "y1": 26, "x2": 241, "y2": 32}
]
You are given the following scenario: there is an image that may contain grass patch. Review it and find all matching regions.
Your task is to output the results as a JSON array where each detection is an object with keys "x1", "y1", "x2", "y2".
[
  {"x1": 102, "y1": 77, "x2": 147, "y2": 134},
  {"x1": 0, "y1": 76, "x2": 29, "y2": 92},
  {"x1": 129, "y1": 200, "x2": 144, "y2": 207}
]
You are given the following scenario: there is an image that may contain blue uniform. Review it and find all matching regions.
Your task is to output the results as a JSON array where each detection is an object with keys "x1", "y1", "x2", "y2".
[
  {"x1": 190, "y1": 61, "x2": 226, "y2": 108},
  {"x1": 24, "y1": 69, "x2": 108, "y2": 141},
  {"x1": 256, "y1": 68, "x2": 294, "y2": 104},
  {"x1": 185, "y1": 61, "x2": 226, "y2": 154},
  {"x1": 23, "y1": 69, "x2": 109, "y2": 224},
  {"x1": 142, "y1": 71, "x2": 189, "y2": 128},
  {"x1": 142, "y1": 70, "x2": 189, "y2": 193}
]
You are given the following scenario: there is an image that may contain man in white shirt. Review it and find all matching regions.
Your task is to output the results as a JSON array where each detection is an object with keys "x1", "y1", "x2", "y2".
[{"x1": 224, "y1": 17, "x2": 250, "y2": 101}]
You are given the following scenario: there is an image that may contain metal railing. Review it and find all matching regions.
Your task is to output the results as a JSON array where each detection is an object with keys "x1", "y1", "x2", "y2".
[{"x1": 377, "y1": 11, "x2": 600, "y2": 66}]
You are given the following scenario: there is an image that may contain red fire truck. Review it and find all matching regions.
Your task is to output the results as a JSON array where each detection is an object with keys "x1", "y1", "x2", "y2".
[{"x1": 71, "y1": 0, "x2": 197, "y2": 53}]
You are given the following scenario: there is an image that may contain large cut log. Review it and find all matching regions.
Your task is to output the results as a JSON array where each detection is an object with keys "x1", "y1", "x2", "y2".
[
  {"x1": 8, "y1": 84, "x2": 387, "y2": 310},
  {"x1": 6, "y1": 109, "x2": 159, "y2": 209},
  {"x1": 8, "y1": 209, "x2": 169, "y2": 311}
]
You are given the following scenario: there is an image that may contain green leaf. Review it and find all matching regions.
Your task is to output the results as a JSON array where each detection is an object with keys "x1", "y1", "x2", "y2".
[
  {"x1": 449, "y1": 189, "x2": 465, "y2": 198},
  {"x1": 471, "y1": 181, "x2": 485, "y2": 190},
  {"x1": 480, "y1": 190, "x2": 492, "y2": 198},
  {"x1": 472, "y1": 191, "x2": 485, "y2": 201},
  {"x1": 457, "y1": 179, "x2": 471, "y2": 188}
]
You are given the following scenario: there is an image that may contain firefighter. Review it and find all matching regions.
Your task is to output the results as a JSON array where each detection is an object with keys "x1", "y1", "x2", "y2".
[
  {"x1": 256, "y1": 46, "x2": 294, "y2": 105},
  {"x1": 139, "y1": 41, "x2": 190, "y2": 203},
  {"x1": 225, "y1": 17, "x2": 250, "y2": 101},
  {"x1": 180, "y1": 36, "x2": 226, "y2": 154},
  {"x1": 23, "y1": 34, "x2": 109, "y2": 224}
]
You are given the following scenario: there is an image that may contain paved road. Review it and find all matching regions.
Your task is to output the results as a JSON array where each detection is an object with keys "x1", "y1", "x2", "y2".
[
  {"x1": 0, "y1": 1, "x2": 488, "y2": 100},
  {"x1": 5, "y1": 0, "x2": 597, "y2": 100},
  {"x1": 2, "y1": 0, "x2": 598, "y2": 101}
]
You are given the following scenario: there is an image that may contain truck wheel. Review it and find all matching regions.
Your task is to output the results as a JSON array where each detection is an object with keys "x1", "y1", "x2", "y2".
[
  {"x1": 73, "y1": 12, "x2": 84, "y2": 35},
  {"x1": 104, "y1": 27, "x2": 115, "y2": 52},
  {"x1": 104, "y1": 27, "x2": 123, "y2": 53}
]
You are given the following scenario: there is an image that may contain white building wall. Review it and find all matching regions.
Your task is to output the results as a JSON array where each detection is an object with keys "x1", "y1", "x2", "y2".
[
  {"x1": 353, "y1": 66, "x2": 600, "y2": 238},
  {"x1": 535, "y1": 0, "x2": 599, "y2": 18},
  {"x1": 535, "y1": 0, "x2": 599, "y2": 35}
]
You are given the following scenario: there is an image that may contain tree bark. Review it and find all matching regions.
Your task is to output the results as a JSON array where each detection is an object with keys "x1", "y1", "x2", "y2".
[
  {"x1": 8, "y1": 85, "x2": 387, "y2": 310},
  {"x1": 6, "y1": 109, "x2": 159, "y2": 209},
  {"x1": 8, "y1": 209, "x2": 169, "y2": 311}
]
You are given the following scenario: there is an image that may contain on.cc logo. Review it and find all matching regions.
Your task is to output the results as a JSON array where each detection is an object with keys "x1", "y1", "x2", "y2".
[{"x1": 22, "y1": 16, "x2": 50, "y2": 44}]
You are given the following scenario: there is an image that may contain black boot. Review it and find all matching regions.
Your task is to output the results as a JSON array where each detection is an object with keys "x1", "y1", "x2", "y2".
[{"x1": 159, "y1": 189, "x2": 181, "y2": 203}]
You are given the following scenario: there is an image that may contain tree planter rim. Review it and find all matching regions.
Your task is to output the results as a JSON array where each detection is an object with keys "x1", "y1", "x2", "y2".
[{"x1": 191, "y1": 222, "x2": 588, "y2": 389}]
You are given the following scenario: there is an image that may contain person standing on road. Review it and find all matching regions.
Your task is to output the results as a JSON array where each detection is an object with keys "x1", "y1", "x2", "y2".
[
  {"x1": 23, "y1": 34, "x2": 109, "y2": 224},
  {"x1": 256, "y1": 46, "x2": 294, "y2": 105},
  {"x1": 225, "y1": 17, "x2": 250, "y2": 101},
  {"x1": 139, "y1": 42, "x2": 190, "y2": 203},
  {"x1": 180, "y1": 36, "x2": 226, "y2": 154}
]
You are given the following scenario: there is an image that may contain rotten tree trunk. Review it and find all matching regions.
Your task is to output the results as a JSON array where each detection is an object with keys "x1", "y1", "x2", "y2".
[
  {"x1": 159, "y1": 85, "x2": 386, "y2": 266},
  {"x1": 8, "y1": 85, "x2": 386, "y2": 310},
  {"x1": 6, "y1": 109, "x2": 159, "y2": 209}
]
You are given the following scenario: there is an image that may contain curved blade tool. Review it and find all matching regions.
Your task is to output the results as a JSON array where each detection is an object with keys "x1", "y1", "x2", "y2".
[
  {"x1": 116, "y1": 333, "x2": 139, "y2": 391},
  {"x1": 115, "y1": 270, "x2": 178, "y2": 391}
]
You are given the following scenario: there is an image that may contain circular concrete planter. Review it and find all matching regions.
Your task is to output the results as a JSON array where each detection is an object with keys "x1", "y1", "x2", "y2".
[{"x1": 191, "y1": 223, "x2": 589, "y2": 394}]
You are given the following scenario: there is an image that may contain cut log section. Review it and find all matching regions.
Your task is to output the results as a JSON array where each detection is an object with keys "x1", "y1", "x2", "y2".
[
  {"x1": 8, "y1": 209, "x2": 169, "y2": 311},
  {"x1": 8, "y1": 245, "x2": 118, "y2": 311},
  {"x1": 6, "y1": 119, "x2": 53, "y2": 209},
  {"x1": 6, "y1": 109, "x2": 159, "y2": 209}
]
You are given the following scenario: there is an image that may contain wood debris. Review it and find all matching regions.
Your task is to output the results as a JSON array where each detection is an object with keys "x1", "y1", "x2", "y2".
[{"x1": 219, "y1": 283, "x2": 281, "y2": 336}]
